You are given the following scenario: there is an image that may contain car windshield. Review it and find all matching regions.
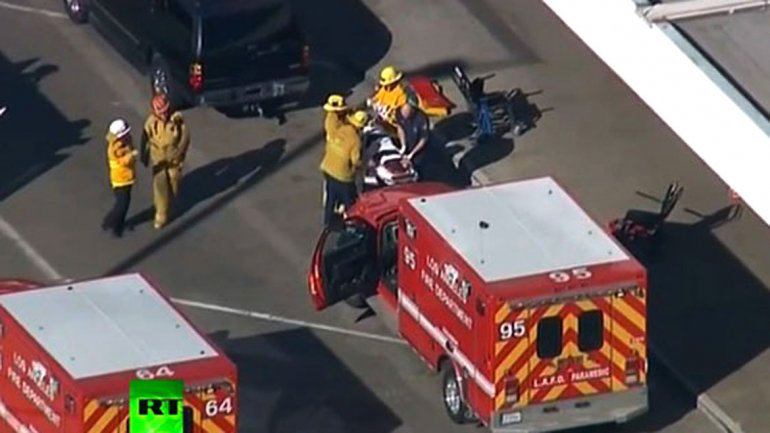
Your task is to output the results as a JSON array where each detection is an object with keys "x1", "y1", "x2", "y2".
[{"x1": 201, "y1": 4, "x2": 292, "y2": 53}]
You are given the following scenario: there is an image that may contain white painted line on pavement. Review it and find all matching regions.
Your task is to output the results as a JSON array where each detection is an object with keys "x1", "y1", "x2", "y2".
[
  {"x1": 171, "y1": 297, "x2": 408, "y2": 346},
  {"x1": 0, "y1": 216, "x2": 63, "y2": 280},
  {"x1": 0, "y1": 214, "x2": 403, "y2": 346},
  {"x1": 0, "y1": 1, "x2": 67, "y2": 19}
]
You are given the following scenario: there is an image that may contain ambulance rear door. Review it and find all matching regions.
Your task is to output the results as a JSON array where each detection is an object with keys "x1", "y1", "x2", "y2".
[{"x1": 525, "y1": 283, "x2": 629, "y2": 405}]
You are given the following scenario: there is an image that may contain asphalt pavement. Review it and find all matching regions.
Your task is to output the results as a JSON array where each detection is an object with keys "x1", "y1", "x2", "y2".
[{"x1": 0, "y1": 0, "x2": 753, "y2": 432}]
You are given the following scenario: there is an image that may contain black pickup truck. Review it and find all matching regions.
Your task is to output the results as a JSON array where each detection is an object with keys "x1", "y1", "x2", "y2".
[{"x1": 62, "y1": 0, "x2": 311, "y2": 112}]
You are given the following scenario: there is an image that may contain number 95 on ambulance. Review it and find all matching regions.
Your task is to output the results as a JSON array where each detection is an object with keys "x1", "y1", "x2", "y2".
[{"x1": 0, "y1": 274, "x2": 238, "y2": 433}]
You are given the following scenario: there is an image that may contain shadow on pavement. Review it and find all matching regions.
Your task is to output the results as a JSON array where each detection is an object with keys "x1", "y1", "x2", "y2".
[
  {"x1": 106, "y1": 132, "x2": 322, "y2": 274},
  {"x1": 419, "y1": 136, "x2": 472, "y2": 189},
  {"x1": 458, "y1": 138, "x2": 514, "y2": 178},
  {"x1": 126, "y1": 139, "x2": 286, "y2": 228},
  {"x1": 0, "y1": 54, "x2": 90, "y2": 201},
  {"x1": 613, "y1": 195, "x2": 770, "y2": 396},
  {"x1": 431, "y1": 113, "x2": 514, "y2": 185},
  {"x1": 210, "y1": 328, "x2": 402, "y2": 433}
]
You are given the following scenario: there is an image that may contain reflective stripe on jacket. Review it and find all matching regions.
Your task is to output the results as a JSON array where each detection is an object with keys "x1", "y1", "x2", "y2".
[{"x1": 371, "y1": 84, "x2": 409, "y2": 124}]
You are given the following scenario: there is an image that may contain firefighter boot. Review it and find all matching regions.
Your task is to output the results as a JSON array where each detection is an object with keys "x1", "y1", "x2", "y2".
[{"x1": 153, "y1": 168, "x2": 171, "y2": 229}]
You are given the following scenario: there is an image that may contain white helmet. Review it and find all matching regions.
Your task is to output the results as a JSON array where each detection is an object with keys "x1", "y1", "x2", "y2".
[{"x1": 108, "y1": 118, "x2": 131, "y2": 138}]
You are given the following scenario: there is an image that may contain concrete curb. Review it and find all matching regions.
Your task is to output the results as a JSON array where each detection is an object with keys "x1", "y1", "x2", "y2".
[
  {"x1": 438, "y1": 137, "x2": 745, "y2": 433},
  {"x1": 648, "y1": 343, "x2": 739, "y2": 433}
]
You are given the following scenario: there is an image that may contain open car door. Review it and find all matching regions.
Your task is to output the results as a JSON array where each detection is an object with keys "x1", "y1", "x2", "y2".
[{"x1": 307, "y1": 219, "x2": 378, "y2": 311}]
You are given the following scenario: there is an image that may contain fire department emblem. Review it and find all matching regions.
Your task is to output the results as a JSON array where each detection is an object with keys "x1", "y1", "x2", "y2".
[
  {"x1": 31, "y1": 360, "x2": 59, "y2": 399},
  {"x1": 440, "y1": 263, "x2": 470, "y2": 303},
  {"x1": 403, "y1": 246, "x2": 416, "y2": 270},
  {"x1": 405, "y1": 219, "x2": 417, "y2": 239}
]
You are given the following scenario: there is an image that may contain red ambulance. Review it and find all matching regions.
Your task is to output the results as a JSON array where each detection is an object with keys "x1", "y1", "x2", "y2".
[
  {"x1": 308, "y1": 177, "x2": 648, "y2": 432},
  {"x1": 0, "y1": 273, "x2": 237, "y2": 433}
]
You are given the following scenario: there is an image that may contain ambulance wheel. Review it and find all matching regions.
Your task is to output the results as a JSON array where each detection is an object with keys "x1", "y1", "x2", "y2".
[
  {"x1": 343, "y1": 293, "x2": 368, "y2": 309},
  {"x1": 63, "y1": 0, "x2": 89, "y2": 23},
  {"x1": 442, "y1": 368, "x2": 471, "y2": 424}
]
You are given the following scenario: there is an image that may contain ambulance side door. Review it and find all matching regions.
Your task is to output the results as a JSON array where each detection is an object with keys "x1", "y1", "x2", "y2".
[{"x1": 307, "y1": 219, "x2": 378, "y2": 310}]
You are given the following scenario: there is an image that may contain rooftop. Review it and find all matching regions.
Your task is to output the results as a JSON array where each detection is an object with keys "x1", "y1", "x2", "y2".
[
  {"x1": 409, "y1": 177, "x2": 628, "y2": 283},
  {"x1": 0, "y1": 274, "x2": 217, "y2": 380},
  {"x1": 675, "y1": 8, "x2": 770, "y2": 119}
]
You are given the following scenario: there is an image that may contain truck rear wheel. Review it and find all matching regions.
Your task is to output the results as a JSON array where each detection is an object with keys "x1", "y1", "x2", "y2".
[{"x1": 442, "y1": 367, "x2": 471, "y2": 424}]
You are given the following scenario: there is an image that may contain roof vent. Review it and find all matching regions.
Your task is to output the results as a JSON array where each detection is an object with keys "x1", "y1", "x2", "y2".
[{"x1": 479, "y1": 221, "x2": 490, "y2": 265}]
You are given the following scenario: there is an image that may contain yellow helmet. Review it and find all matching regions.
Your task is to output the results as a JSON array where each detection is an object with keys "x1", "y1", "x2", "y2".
[
  {"x1": 379, "y1": 66, "x2": 403, "y2": 86},
  {"x1": 347, "y1": 110, "x2": 369, "y2": 129},
  {"x1": 323, "y1": 94, "x2": 347, "y2": 112}
]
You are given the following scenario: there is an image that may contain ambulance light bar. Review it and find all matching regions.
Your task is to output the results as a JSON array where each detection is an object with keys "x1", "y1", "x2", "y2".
[
  {"x1": 509, "y1": 286, "x2": 642, "y2": 309},
  {"x1": 97, "y1": 380, "x2": 232, "y2": 406}
]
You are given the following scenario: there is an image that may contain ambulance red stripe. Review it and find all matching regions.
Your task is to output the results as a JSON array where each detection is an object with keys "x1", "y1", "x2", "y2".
[
  {"x1": 589, "y1": 347, "x2": 627, "y2": 385},
  {"x1": 99, "y1": 406, "x2": 128, "y2": 433},
  {"x1": 498, "y1": 343, "x2": 535, "y2": 385},
  {"x1": 494, "y1": 306, "x2": 549, "y2": 366},
  {"x1": 621, "y1": 293, "x2": 646, "y2": 317},
  {"x1": 589, "y1": 378, "x2": 611, "y2": 393},
  {"x1": 563, "y1": 328, "x2": 578, "y2": 345},
  {"x1": 499, "y1": 308, "x2": 525, "y2": 327},
  {"x1": 531, "y1": 378, "x2": 558, "y2": 403},
  {"x1": 559, "y1": 384, "x2": 582, "y2": 400},
  {"x1": 593, "y1": 298, "x2": 645, "y2": 337},
  {"x1": 84, "y1": 405, "x2": 108, "y2": 432}
]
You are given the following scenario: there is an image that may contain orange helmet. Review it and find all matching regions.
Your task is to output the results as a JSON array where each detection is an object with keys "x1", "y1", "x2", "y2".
[{"x1": 152, "y1": 94, "x2": 170, "y2": 117}]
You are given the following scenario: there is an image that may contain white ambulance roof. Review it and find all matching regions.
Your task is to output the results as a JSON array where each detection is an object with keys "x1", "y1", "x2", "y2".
[
  {"x1": 0, "y1": 274, "x2": 218, "y2": 380},
  {"x1": 409, "y1": 177, "x2": 629, "y2": 283}
]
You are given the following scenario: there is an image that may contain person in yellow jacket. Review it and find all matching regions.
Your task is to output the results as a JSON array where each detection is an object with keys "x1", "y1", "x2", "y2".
[
  {"x1": 320, "y1": 99, "x2": 366, "y2": 225},
  {"x1": 323, "y1": 93, "x2": 348, "y2": 141},
  {"x1": 140, "y1": 94, "x2": 190, "y2": 229},
  {"x1": 102, "y1": 118, "x2": 137, "y2": 238},
  {"x1": 369, "y1": 66, "x2": 412, "y2": 127}
]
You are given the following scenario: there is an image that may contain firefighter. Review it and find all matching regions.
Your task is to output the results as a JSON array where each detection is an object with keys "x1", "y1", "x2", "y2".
[
  {"x1": 140, "y1": 93, "x2": 190, "y2": 229},
  {"x1": 320, "y1": 104, "x2": 364, "y2": 226},
  {"x1": 369, "y1": 66, "x2": 413, "y2": 127},
  {"x1": 102, "y1": 119, "x2": 137, "y2": 238},
  {"x1": 323, "y1": 94, "x2": 349, "y2": 140}
]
